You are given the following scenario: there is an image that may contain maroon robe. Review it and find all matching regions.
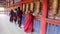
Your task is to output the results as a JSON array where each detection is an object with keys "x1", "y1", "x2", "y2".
[{"x1": 24, "y1": 13, "x2": 33, "y2": 32}]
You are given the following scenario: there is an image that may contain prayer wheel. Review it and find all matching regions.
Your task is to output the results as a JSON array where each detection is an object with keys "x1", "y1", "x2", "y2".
[
  {"x1": 30, "y1": 2, "x2": 34, "y2": 13},
  {"x1": 52, "y1": 0, "x2": 58, "y2": 15}
]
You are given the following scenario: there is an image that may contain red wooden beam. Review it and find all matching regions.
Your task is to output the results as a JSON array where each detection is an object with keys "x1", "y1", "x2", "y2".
[{"x1": 46, "y1": 18, "x2": 60, "y2": 26}]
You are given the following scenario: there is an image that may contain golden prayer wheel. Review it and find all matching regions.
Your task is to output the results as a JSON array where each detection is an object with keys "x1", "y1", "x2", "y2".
[
  {"x1": 52, "y1": 0, "x2": 58, "y2": 15},
  {"x1": 35, "y1": 1, "x2": 40, "y2": 14},
  {"x1": 23, "y1": 4, "x2": 26, "y2": 12},
  {"x1": 26, "y1": 3, "x2": 29, "y2": 12},
  {"x1": 30, "y1": 2, "x2": 34, "y2": 12}
]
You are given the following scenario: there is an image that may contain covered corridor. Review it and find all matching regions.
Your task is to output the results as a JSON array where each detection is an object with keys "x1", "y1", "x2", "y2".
[{"x1": 0, "y1": 0, "x2": 60, "y2": 34}]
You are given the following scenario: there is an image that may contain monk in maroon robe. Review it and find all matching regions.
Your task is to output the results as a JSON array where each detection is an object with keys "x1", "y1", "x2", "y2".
[{"x1": 24, "y1": 10, "x2": 34, "y2": 33}]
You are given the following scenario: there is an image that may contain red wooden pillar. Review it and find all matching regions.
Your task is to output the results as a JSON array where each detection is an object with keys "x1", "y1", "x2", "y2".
[{"x1": 40, "y1": 0, "x2": 48, "y2": 34}]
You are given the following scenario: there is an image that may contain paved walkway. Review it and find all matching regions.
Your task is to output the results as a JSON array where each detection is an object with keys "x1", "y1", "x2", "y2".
[{"x1": 0, "y1": 14, "x2": 27, "y2": 34}]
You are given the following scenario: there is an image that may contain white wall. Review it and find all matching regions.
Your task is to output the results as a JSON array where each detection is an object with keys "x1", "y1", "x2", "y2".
[{"x1": 0, "y1": 7, "x2": 4, "y2": 14}]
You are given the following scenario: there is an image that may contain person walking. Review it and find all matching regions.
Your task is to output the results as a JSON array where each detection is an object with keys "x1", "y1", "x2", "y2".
[
  {"x1": 13, "y1": 8, "x2": 17, "y2": 24},
  {"x1": 17, "y1": 7, "x2": 23, "y2": 28},
  {"x1": 9, "y1": 9, "x2": 14, "y2": 22}
]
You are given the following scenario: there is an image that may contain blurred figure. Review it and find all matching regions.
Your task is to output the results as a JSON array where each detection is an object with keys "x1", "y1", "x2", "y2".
[
  {"x1": 13, "y1": 8, "x2": 17, "y2": 24},
  {"x1": 24, "y1": 10, "x2": 34, "y2": 34},
  {"x1": 9, "y1": 9, "x2": 14, "y2": 22},
  {"x1": 17, "y1": 7, "x2": 23, "y2": 28}
]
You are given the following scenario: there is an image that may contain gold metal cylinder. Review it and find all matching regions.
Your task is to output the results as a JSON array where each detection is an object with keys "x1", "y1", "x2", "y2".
[
  {"x1": 35, "y1": 1, "x2": 40, "y2": 13},
  {"x1": 26, "y1": 3, "x2": 29, "y2": 12},
  {"x1": 52, "y1": 0, "x2": 58, "y2": 15},
  {"x1": 23, "y1": 4, "x2": 26, "y2": 12},
  {"x1": 30, "y1": 2, "x2": 34, "y2": 12}
]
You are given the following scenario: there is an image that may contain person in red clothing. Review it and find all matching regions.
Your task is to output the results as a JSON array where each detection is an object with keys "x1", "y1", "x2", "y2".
[{"x1": 24, "y1": 10, "x2": 34, "y2": 34}]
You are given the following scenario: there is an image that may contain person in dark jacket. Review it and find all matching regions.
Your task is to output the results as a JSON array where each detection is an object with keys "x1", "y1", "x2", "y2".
[
  {"x1": 9, "y1": 9, "x2": 14, "y2": 22},
  {"x1": 13, "y1": 9, "x2": 17, "y2": 23},
  {"x1": 17, "y1": 7, "x2": 23, "y2": 28}
]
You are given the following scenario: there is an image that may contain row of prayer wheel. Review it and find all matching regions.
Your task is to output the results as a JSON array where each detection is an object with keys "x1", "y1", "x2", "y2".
[{"x1": 22, "y1": 0, "x2": 60, "y2": 20}]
